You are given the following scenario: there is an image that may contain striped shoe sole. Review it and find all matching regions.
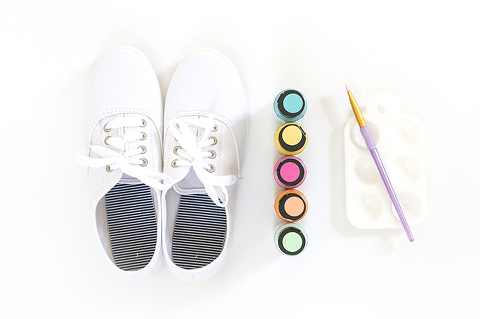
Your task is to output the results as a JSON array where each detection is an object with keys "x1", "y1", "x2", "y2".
[
  {"x1": 104, "y1": 183, "x2": 157, "y2": 271},
  {"x1": 172, "y1": 193, "x2": 227, "y2": 270}
]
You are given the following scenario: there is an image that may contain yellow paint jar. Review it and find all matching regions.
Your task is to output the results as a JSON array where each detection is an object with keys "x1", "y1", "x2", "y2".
[{"x1": 274, "y1": 122, "x2": 308, "y2": 155}]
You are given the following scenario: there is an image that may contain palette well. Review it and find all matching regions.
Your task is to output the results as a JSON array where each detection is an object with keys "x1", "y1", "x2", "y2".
[{"x1": 344, "y1": 96, "x2": 427, "y2": 229}]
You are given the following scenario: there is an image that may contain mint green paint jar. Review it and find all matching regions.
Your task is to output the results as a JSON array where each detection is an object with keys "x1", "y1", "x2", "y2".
[{"x1": 274, "y1": 223, "x2": 308, "y2": 256}]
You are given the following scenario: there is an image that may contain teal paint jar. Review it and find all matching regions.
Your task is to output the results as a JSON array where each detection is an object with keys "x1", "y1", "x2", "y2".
[{"x1": 274, "y1": 89, "x2": 307, "y2": 122}]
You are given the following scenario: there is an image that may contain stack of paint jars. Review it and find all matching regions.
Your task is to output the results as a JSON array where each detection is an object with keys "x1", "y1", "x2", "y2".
[{"x1": 273, "y1": 89, "x2": 309, "y2": 256}]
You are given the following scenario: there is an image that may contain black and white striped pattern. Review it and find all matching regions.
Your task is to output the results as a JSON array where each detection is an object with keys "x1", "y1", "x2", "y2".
[
  {"x1": 104, "y1": 183, "x2": 157, "y2": 271},
  {"x1": 172, "y1": 193, "x2": 227, "y2": 270}
]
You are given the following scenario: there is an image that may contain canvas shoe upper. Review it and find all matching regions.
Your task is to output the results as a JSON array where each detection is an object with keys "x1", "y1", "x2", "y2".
[
  {"x1": 162, "y1": 49, "x2": 248, "y2": 282},
  {"x1": 78, "y1": 47, "x2": 171, "y2": 280}
]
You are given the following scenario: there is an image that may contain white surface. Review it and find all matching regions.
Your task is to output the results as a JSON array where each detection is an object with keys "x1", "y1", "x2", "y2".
[{"x1": 1, "y1": 1, "x2": 479, "y2": 318}]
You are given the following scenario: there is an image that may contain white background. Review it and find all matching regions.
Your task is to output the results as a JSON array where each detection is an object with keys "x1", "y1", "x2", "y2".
[{"x1": 1, "y1": 1, "x2": 479, "y2": 318}]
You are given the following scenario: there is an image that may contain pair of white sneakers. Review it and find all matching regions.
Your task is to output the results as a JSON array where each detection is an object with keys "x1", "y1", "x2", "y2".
[{"x1": 78, "y1": 47, "x2": 248, "y2": 282}]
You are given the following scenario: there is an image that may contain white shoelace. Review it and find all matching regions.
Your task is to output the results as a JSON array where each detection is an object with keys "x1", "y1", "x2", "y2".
[
  {"x1": 169, "y1": 116, "x2": 237, "y2": 207},
  {"x1": 77, "y1": 116, "x2": 173, "y2": 191}
]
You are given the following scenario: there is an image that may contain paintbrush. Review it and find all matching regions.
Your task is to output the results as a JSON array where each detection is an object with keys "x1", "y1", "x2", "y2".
[{"x1": 346, "y1": 84, "x2": 414, "y2": 242}]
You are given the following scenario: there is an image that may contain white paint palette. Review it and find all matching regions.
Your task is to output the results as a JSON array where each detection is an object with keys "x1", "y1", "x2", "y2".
[{"x1": 344, "y1": 96, "x2": 427, "y2": 229}]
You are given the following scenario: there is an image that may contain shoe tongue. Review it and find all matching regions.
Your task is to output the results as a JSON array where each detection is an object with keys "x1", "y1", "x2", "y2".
[
  {"x1": 118, "y1": 173, "x2": 142, "y2": 185},
  {"x1": 174, "y1": 168, "x2": 207, "y2": 194}
]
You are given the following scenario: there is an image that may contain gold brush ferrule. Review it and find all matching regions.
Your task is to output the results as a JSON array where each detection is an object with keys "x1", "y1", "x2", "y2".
[{"x1": 347, "y1": 90, "x2": 366, "y2": 127}]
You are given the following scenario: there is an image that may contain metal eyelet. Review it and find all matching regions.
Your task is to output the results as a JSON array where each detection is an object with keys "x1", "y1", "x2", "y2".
[
  {"x1": 140, "y1": 158, "x2": 148, "y2": 167},
  {"x1": 140, "y1": 119, "x2": 147, "y2": 127},
  {"x1": 103, "y1": 123, "x2": 111, "y2": 132},
  {"x1": 173, "y1": 146, "x2": 183, "y2": 155},
  {"x1": 140, "y1": 132, "x2": 147, "y2": 140},
  {"x1": 208, "y1": 150, "x2": 216, "y2": 159},
  {"x1": 104, "y1": 136, "x2": 110, "y2": 145},
  {"x1": 138, "y1": 145, "x2": 147, "y2": 154},
  {"x1": 209, "y1": 136, "x2": 217, "y2": 145},
  {"x1": 106, "y1": 165, "x2": 113, "y2": 172},
  {"x1": 206, "y1": 164, "x2": 215, "y2": 173},
  {"x1": 171, "y1": 160, "x2": 179, "y2": 168},
  {"x1": 211, "y1": 124, "x2": 218, "y2": 132}
]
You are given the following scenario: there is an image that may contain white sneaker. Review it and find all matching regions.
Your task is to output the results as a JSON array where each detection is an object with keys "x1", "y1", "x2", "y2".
[
  {"x1": 162, "y1": 49, "x2": 248, "y2": 282},
  {"x1": 78, "y1": 47, "x2": 171, "y2": 280}
]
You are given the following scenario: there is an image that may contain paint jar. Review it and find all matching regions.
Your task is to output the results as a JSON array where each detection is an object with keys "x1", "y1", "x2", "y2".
[
  {"x1": 274, "y1": 122, "x2": 308, "y2": 155},
  {"x1": 274, "y1": 89, "x2": 307, "y2": 122},
  {"x1": 274, "y1": 223, "x2": 308, "y2": 256},
  {"x1": 273, "y1": 156, "x2": 306, "y2": 189},
  {"x1": 275, "y1": 189, "x2": 308, "y2": 222}
]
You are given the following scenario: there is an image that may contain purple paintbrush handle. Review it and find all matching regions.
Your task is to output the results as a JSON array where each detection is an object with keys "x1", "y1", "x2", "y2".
[
  {"x1": 370, "y1": 149, "x2": 414, "y2": 242},
  {"x1": 360, "y1": 125, "x2": 376, "y2": 151},
  {"x1": 360, "y1": 126, "x2": 414, "y2": 242}
]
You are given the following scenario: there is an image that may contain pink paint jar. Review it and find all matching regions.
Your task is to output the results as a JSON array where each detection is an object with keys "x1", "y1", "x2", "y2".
[{"x1": 273, "y1": 156, "x2": 307, "y2": 189}]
